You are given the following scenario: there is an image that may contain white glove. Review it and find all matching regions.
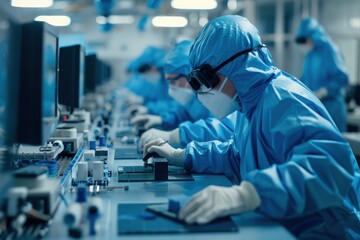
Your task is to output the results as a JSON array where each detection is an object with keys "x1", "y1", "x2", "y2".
[
  {"x1": 130, "y1": 114, "x2": 162, "y2": 129},
  {"x1": 315, "y1": 87, "x2": 328, "y2": 100},
  {"x1": 178, "y1": 181, "x2": 261, "y2": 224},
  {"x1": 140, "y1": 128, "x2": 180, "y2": 148},
  {"x1": 124, "y1": 95, "x2": 144, "y2": 106},
  {"x1": 125, "y1": 105, "x2": 149, "y2": 117},
  {"x1": 144, "y1": 138, "x2": 185, "y2": 167}
]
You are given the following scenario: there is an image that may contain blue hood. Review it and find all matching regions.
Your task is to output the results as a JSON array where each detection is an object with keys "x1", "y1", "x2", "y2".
[
  {"x1": 189, "y1": 15, "x2": 278, "y2": 119},
  {"x1": 296, "y1": 17, "x2": 331, "y2": 47},
  {"x1": 127, "y1": 46, "x2": 166, "y2": 72},
  {"x1": 163, "y1": 40, "x2": 193, "y2": 76}
]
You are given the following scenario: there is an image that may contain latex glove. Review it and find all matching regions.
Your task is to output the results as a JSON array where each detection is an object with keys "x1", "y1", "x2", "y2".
[
  {"x1": 144, "y1": 138, "x2": 185, "y2": 166},
  {"x1": 130, "y1": 114, "x2": 162, "y2": 129},
  {"x1": 124, "y1": 95, "x2": 144, "y2": 106},
  {"x1": 178, "y1": 181, "x2": 261, "y2": 224},
  {"x1": 315, "y1": 87, "x2": 328, "y2": 100},
  {"x1": 125, "y1": 105, "x2": 149, "y2": 117},
  {"x1": 140, "y1": 128, "x2": 180, "y2": 148}
]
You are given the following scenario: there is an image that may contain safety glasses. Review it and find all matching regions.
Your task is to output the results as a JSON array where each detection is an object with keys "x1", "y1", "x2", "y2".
[{"x1": 186, "y1": 44, "x2": 266, "y2": 92}]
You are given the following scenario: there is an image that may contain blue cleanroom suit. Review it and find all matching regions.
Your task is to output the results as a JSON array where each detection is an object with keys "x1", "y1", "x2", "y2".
[
  {"x1": 124, "y1": 46, "x2": 170, "y2": 103},
  {"x1": 297, "y1": 17, "x2": 349, "y2": 132},
  {"x1": 157, "y1": 40, "x2": 209, "y2": 129},
  {"x1": 185, "y1": 15, "x2": 360, "y2": 239},
  {"x1": 178, "y1": 111, "x2": 240, "y2": 147}
]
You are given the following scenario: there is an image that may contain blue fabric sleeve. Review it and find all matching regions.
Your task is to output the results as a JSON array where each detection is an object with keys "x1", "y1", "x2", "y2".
[
  {"x1": 145, "y1": 99, "x2": 177, "y2": 115},
  {"x1": 159, "y1": 104, "x2": 192, "y2": 130},
  {"x1": 184, "y1": 138, "x2": 241, "y2": 183},
  {"x1": 179, "y1": 112, "x2": 238, "y2": 146},
  {"x1": 243, "y1": 98, "x2": 356, "y2": 219}
]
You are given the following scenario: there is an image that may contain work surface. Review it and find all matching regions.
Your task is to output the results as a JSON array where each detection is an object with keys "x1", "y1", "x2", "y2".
[{"x1": 45, "y1": 150, "x2": 296, "y2": 239}]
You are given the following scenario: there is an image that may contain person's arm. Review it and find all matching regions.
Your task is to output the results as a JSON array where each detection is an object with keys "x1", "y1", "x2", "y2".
[
  {"x1": 145, "y1": 98, "x2": 178, "y2": 115},
  {"x1": 244, "y1": 98, "x2": 356, "y2": 218},
  {"x1": 184, "y1": 138, "x2": 241, "y2": 184},
  {"x1": 159, "y1": 104, "x2": 192, "y2": 130},
  {"x1": 323, "y1": 46, "x2": 349, "y2": 97},
  {"x1": 179, "y1": 111, "x2": 240, "y2": 146}
]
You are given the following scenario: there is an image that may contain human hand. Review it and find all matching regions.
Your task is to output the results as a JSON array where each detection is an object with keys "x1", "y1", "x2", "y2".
[
  {"x1": 130, "y1": 114, "x2": 162, "y2": 129},
  {"x1": 140, "y1": 128, "x2": 179, "y2": 149},
  {"x1": 125, "y1": 105, "x2": 149, "y2": 117},
  {"x1": 124, "y1": 95, "x2": 144, "y2": 106},
  {"x1": 178, "y1": 182, "x2": 261, "y2": 224},
  {"x1": 144, "y1": 138, "x2": 185, "y2": 166}
]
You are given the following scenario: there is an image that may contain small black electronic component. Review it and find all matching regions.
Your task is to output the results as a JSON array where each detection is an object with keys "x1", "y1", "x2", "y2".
[{"x1": 153, "y1": 158, "x2": 168, "y2": 180}]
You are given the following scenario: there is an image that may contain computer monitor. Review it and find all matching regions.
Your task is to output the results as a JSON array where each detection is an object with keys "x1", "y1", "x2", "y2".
[
  {"x1": 105, "y1": 62, "x2": 112, "y2": 82},
  {"x1": 59, "y1": 44, "x2": 85, "y2": 112},
  {"x1": 85, "y1": 53, "x2": 98, "y2": 94},
  {"x1": 17, "y1": 21, "x2": 59, "y2": 145},
  {"x1": 96, "y1": 59, "x2": 104, "y2": 86},
  {"x1": 97, "y1": 60, "x2": 112, "y2": 84},
  {"x1": 0, "y1": 4, "x2": 21, "y2": 205}
]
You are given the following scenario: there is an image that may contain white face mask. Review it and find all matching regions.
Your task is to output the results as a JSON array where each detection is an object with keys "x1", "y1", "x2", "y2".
[
  {"x1": 143, "y1": 72, "x2": 161, "y2": 83},
  {"x1": 197, "y1": 77, "x2": 241, "y2": 119},
  {"x1": 168, "y1": 85, "x2": 195, "y2": 106}
]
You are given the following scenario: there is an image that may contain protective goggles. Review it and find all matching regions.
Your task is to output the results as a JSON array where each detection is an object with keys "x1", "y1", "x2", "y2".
[
  {"x1": 295, "y1": 37, "x2": 307, "y2": 44},
  {"x1": 138, "y1": 64, "x2": 151, "y2": 73},
  {"x1": 186, "y1": 44, "x2": 266, "y2": 91}
]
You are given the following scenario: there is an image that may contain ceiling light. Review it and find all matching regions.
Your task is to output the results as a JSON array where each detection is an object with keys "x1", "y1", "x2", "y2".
[
  {"x1": 152, "y1": 16, "x2": 188, "y2": 28},
  {"x1": 12, "y1": 0, "x2": 53, "y2": 8},
  {"x1": 227, "y1": 0, "x2": 237, "y2": 11},
  {"x1": 171, "y1": 0, "x2": 217, "y2": 10},
  {"x1": 350, "y1": 18, "x2": 360, "y2": 29},
  {"x1": 96, "y1": 15, "x2": 135, "y2": 25},
  {"x1": 35, "y1": 16, "x2": 71, "y2": 27}
]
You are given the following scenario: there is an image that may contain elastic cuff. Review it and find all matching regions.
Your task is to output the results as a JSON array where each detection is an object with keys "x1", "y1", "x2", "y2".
[
  {"x1": 173, "y1": 149, "x2": 186, "y2": 167},
  {"x1": 169, "y1": 128, "x2": 180, "y2": 145},
  {"x1": 238, "y1": 181, "x2": 261, "y2": 211}
]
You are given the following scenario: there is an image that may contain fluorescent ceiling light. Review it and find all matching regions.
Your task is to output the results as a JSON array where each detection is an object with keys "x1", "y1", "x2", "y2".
[
  {"x1": 152, "y1": 16, "x2": 188, "y2": 28},
  {"x1": 96, "y1": 15, "x2": 135, "y2": 25},
  {"x1": 35, "y1": 16, "x2": 71, "y2": 27},
  {"x1": 350, "y1": 18, "x2": 360, "y2": 29},
  {"x1": 227, "y1": 0, "x2": 237, "y2": 10},
  {"x1": 171, "y1": 0, "x2": 217, "y2": 10},
  {"x1": 12, "y1": 0, "x2": 53, "y2": 8}
]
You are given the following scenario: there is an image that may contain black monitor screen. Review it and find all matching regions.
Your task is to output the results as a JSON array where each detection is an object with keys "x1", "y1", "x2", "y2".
[
  {"x1": 85, "y1": 54, "x2": 97, "y2": 93},
  {"x1": 42, "y1": 33, "x2": 57, "y2": 119},
  {"x1": 79, "y1": 49, "x2": 85, "y2": 104},
  {"x1": 59, "y1": 45, "x2": 85, "y2": 109},
  {"x1": 17, "y1": 21, "x2": 58, "y2": 145}
]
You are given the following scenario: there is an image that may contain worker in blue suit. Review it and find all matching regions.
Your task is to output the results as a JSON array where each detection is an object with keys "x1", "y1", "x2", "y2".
[
  {"x1": 140, "y1": 110, "x2": 239, "y2": 148},
  {"x1": 124, "y1": 46, "x2": 174, "y2": 115},
  {"x1": 144, "y1": 15, "x2": 360, "y2": 239},
  {"x1": 138, "y1": 41, "x2": 240, "y2": 145},
  {"x1": 296, "y1": 17, "x2": 349, "y2": 132},
  {"x1": 130, "y1": 40, "x2": 210, "y2": 130}
]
